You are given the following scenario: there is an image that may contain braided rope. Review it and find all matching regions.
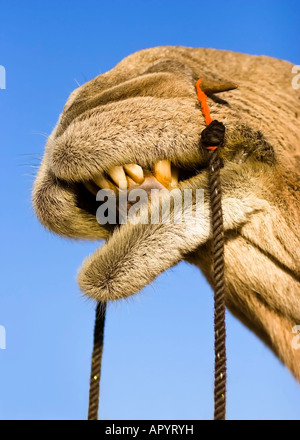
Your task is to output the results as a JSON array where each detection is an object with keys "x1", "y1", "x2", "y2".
[
  {"x1": 196, "y1": 78, "x2": 227, "y2": 420},
  {"x1": 208, "y1": 150, "x2": 227, "y2": 421},
  {"x1": 88, "y1": 301, "x2": 106, "y2": 420}
]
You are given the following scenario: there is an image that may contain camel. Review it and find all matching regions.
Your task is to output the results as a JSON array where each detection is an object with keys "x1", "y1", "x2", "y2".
[{"x1": 32, "y1": 46, "x2": 300, "y2": 382}]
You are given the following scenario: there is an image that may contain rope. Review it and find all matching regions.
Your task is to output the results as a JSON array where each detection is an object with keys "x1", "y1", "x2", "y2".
[
  {"x1": 209, "y1": 150, "x2": 227, "y2": 420},
  {"x1": 88, "y1": 301, "x2": 106, "y2": 420},
  {"x1": 86, "y1": 79, "x2": 227, "y2": 421},
  {"x1": 196, "y1": 78, "x2": 227, "y2": 420}
]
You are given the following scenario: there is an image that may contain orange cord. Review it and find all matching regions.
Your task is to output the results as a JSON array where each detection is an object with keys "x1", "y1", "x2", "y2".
[{"x1": 195, "y1": 78, "x2": 218, "y2": 151}]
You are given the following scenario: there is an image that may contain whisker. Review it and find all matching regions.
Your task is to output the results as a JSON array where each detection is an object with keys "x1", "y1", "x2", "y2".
[
  {"x1": 29, "y1": 130, "x2": 50, "y2": 138},
  {"x1": 18, "y1": 153, "x2": 43, "y2": 157},
  {"x1": 22, "y1": 172, "x2": 38, "y2": 177},
  {"x1": 19, "y1": 164, "x2": 40, "y2": 168}
]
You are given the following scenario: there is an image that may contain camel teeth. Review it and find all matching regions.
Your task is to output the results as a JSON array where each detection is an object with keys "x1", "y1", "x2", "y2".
[
  {"x1": 153, "y1": 159, "x2": 172, "y2": 188},
  {"x1": 91, "y1": 161, "x2": 177, "y2": 192},
  {"x1": 124, "y1": 164, "x2": 145, "y2": 184},
  {"x1": 107, "y1": 166, "x2": 128, "y2": 189},
  {"x1": 93, "y1": 174, "x2": 116, "y2": 191}
]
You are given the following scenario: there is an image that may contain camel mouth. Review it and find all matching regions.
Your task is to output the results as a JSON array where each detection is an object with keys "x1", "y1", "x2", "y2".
[{"x1": 75, "y1": 159, "x2": 207, "y2": 226}]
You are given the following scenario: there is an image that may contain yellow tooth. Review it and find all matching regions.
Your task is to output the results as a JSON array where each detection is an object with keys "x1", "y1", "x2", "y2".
[
  {"x1": 154, "y1": 159, "x2": 172, "y2": 188},
  {"x1": 124, "y1": 164, "x2": 145, "y2": 184},
  {"x1": 170, "y1": 165, "x2": 179, "y2": 188},
  {"x1": 83, "y1": 180, "x2": 100, "y2": 195},
  {"x1": 126, "y1": 176, "x2": 137, "y2": 187},
  {"x1": 93, "y1": 175, "x2": 116, "y2": 191},
  {"x1": 108, "y1": 166, "x2": 127, "y2": 189}
]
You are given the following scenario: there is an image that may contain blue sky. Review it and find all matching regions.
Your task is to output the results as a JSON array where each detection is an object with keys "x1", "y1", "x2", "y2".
[{"x1": 0, "y1": 0, "x2": 299, "y2": 420}]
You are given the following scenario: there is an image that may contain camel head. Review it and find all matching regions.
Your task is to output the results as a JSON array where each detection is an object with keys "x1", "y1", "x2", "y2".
[{"x1": 32, "y1": 46, "x2": 300, "y2": 381}]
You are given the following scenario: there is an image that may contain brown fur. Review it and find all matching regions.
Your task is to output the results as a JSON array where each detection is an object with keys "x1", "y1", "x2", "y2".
[{"x1": 32, "y1": 46, "x2": 300, "y2": 382}]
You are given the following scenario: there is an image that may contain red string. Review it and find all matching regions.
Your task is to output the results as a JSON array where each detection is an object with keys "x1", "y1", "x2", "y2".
[{"x1": 195, "y1": 78, "x2": 218, "y2": 151}]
